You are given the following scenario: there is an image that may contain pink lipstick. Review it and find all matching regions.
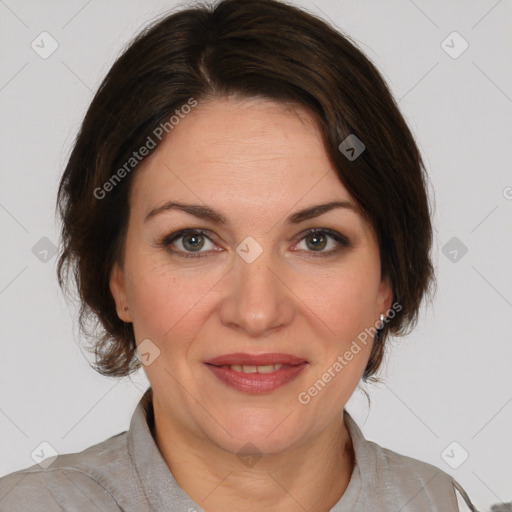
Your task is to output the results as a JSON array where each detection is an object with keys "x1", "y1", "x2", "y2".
[{"x1": 204, "y1": 352, "x2": 308, "y2": 393}]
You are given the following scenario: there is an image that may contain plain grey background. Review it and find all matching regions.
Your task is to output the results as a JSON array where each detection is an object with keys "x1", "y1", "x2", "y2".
[{"x1": 1, "y1": 1, "x2": 511, "y2": 510}]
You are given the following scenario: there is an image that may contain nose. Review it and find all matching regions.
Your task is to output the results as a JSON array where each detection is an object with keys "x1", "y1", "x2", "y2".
[{"x1": 218, "y1": 246, "x2": 295, "y2": 338}]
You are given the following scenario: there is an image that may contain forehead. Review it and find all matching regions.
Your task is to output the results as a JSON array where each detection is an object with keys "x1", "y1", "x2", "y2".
[{"x1": 130, "y1": 97, "x2": 355, "y2": 219}]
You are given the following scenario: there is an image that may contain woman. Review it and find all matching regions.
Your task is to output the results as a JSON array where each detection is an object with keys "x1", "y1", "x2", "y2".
[{"x1": 0, "y1": 0, "x2": 481, "y2": 510}]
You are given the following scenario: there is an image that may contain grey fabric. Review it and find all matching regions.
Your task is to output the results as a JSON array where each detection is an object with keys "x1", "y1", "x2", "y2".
[{"x1": 0, "y1": 388, "x2": 480, "y2": 511}]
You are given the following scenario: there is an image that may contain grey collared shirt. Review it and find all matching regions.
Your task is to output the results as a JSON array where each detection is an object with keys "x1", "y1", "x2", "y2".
[{"x1": 0, "y1": 388, "x2": 479, "y2": 511}]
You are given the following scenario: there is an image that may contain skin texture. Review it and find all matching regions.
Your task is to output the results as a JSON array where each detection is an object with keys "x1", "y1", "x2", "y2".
[{"x1": 110, "y1": 96, "x2": 393, "y2": 512}]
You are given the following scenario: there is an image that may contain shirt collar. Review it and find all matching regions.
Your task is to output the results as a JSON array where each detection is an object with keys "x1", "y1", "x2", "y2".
[
  {"x1": 128, "y1": 387, "x2": 206, "y2": 511},
  {"x1": 128, "y1": 387, "x2": 370, "y2": 511}
]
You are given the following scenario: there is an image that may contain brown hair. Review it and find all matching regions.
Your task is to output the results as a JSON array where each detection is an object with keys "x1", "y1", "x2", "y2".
[{"x1": 56, "y1": 0, "x2": 435, "y2": 381}]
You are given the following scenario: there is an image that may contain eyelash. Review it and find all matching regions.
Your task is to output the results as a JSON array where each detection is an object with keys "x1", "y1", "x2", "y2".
[{"x1": 160, "y1": 228, "x2": 349, "y2": 259}]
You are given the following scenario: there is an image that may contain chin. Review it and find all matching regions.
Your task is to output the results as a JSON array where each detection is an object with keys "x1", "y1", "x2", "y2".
[{"x1": 203, "y1": 408, "x2": 309, "y2": 457}]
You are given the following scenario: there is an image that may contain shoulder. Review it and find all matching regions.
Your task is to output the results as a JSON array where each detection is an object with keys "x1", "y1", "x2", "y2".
[
  {"x1": 364, "y1": 440, "x2": 479, "y2": 511},
  {"x1": 371, "y1": 439, "x2": 450, "y2": 480},
  {"x1": 0, "y1": 470, "x2": 62, "y2": 511},
  {"x1": 0, "y1": 430, "x2": 135, "y2": 512}
]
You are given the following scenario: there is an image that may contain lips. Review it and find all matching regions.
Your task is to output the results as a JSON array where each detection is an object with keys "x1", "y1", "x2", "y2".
[
  {"x1": 204, "y1": 353, "x2": 308, "y2": 393},
  {"x1": 204, "y1": 352, "x2": 307, "y2": 366}
]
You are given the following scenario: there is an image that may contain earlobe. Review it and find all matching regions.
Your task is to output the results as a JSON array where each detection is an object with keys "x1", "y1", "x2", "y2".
[
  {"x1": 378, "y1": 277, "x2": 394, "y2": 315},
  {"x1": 109, "y1": 262, "x2": 132, "y2": 322}
]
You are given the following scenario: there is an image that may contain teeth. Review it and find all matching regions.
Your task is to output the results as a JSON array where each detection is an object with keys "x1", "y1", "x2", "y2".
[
  {"x1": 255, "y1": 364, "x2": 277, "y2": 373},
  {"x1": 227, "y1": 364, "x2": 283, "y2": 373}
]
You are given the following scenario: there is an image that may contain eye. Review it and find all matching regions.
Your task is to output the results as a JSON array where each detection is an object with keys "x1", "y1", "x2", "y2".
[
  {"x1": 162, "y1": 229, "x2": 216, "y2": 259},
  {"x1": 160, "y1": 228, "x2": 349, "y2": 259},
  {"x1": 293, "y1": 228, "x2": 349, "y2": 258}
]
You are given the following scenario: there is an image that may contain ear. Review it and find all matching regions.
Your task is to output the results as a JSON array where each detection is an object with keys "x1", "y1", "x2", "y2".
[
  {"x1": 109, "y1": 262, "x2": 132, "y2": 323},
  {"x1": 376, "y1": 276, "x2": 393, "y2": 318}
]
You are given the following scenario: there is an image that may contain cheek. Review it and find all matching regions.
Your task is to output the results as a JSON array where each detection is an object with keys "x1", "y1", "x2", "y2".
[
  {"x1": 300, "y1": 260, "x2": 381, "y2": 339},
  {"x1": 124, "y1": 251, "x2": 218, "y2": 343}
]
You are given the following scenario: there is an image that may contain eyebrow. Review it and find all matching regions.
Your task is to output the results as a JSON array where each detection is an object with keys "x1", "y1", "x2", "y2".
[{"x1": 144, "y1": 200, "x2": 360, "y2": 226}]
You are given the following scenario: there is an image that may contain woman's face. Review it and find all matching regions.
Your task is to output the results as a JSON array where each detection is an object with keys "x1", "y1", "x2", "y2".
[{"x1": 110, "y1": 96, "x2": 392, "y2": 455}]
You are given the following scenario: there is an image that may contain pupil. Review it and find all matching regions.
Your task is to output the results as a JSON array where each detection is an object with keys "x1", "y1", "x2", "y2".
[
  {"x1": 184, "y1": 233, "x2": 204, "y2": 251},
  {"x1": 307, "y1": 233, "x2": 326, "y2": 251}
]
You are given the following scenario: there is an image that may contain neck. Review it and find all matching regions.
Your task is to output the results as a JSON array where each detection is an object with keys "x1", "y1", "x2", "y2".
[{"x1": 151, "y1": 400, "x2": 355, "y2": 512}]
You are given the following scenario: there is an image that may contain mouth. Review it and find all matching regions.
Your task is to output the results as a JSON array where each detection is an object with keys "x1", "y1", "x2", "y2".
[
  {"x1": 204, "y1": 353, "x2": 309, "y2": 393},
  {"x1": 208, "y1": 363, "x2": 293, "y2": 373}
]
